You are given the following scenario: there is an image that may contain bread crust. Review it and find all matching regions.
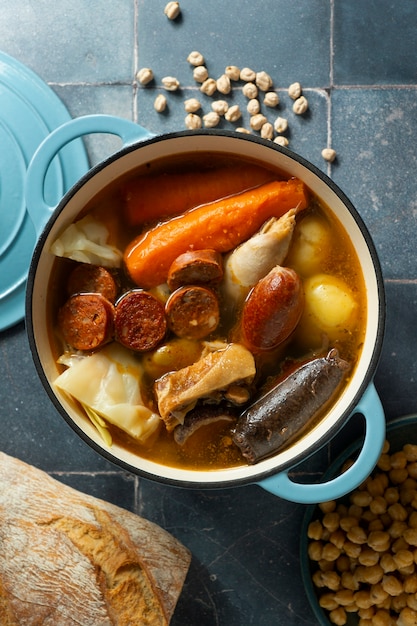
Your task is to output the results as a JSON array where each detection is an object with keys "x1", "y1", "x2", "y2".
[{"x1": 0, "y1": 452, "x2": 191, "y2": 625}]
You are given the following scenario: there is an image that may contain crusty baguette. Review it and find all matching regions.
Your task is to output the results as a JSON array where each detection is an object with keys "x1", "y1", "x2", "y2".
[{"x1": 0, "y1": 452, "x2": 191, "y2": 625}]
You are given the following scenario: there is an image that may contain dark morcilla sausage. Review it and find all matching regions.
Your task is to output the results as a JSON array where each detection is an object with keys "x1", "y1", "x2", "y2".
[{"x1": 233, "y1": 349, "x2": 350, "y2": 464}]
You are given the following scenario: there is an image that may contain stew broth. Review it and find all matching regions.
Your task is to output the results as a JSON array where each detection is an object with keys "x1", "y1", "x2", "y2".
[{"x1": 49, "y1": 152, "x2": 367, "y2": 471}]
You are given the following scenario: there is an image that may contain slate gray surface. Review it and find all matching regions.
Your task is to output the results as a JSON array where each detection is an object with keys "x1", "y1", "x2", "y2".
[{"x1": 1, "y1": 1, "x2": 417, "y2": 624}]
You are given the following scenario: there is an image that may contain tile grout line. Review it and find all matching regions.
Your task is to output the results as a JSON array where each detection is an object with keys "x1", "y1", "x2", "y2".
[
  {"x1": 132, "y1": 0, "x2": 139, "y2": 123},
  {"x1": 327, "y1": 0, "x2": 335, "y2": 177}
]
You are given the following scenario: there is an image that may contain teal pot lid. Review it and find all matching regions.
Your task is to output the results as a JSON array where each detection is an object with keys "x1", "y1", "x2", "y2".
[{"x1": 0, "y1": 51, "x2": 89, "y2": 331}]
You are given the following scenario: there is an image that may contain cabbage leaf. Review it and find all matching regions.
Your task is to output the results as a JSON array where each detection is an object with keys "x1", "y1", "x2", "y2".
[
  {"x1": 54, "y1": 343, "x2": 161, "y2": 443},
  {"x1": 50, "y1": 215, "x2": 122, "y2": 267}
]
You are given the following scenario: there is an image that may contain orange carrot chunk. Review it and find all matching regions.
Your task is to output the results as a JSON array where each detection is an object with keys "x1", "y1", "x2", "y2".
[
  {"x1": 124, "y1": 178, "x2": 310, "y2": 289},
  {"x1": 122, "y1": 164, "x2": 277, "y2": 226}
]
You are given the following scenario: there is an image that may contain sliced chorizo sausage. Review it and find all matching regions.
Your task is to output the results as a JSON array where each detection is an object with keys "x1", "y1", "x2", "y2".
[
  {"x1": 67, "y1": 263, "x2": 118, "y2": 303},
  {"x1": 58, "y1": 293, "x2": 115, "y2": 351},
  {"x1": 165, "y1": 285, "x2": 220, "y2": 340},
  {"x1": 167, "y1": 249, "x2": 223, "y2": 291},
  {"x1": 114, "y1": 290, "x2": 167, "y2": 352}
]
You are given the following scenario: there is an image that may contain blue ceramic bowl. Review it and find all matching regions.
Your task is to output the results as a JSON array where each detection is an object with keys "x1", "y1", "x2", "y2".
[{"x1": 300, "y1": 415, "x2": 417, "y2": 624}]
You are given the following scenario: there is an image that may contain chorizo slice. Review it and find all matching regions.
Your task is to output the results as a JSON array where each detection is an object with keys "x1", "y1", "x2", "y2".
[
  {"x1": 58, "y1": 293, "x2": 115, "y2": 351},
  {"x1": 165, "y1": 285, "x2": 220, "y2": 340},
  {"x1": 115, "y1": 290, "x2": 167, "y2": 352},
  {"x1": 67, "y1": 263, "x2": 118, "y2": 303},
  {"x1": 167, "y1": 249, "x2": 223, "y2": 291}
]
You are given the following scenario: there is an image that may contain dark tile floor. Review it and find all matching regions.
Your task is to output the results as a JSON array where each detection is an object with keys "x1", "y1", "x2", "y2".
[{"x1": 1, "y1": 1, "x2": 417, "y2": 624}]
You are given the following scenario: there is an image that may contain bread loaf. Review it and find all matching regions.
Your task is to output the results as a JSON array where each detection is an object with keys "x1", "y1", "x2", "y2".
[{"x1": 0, "y1": 452, "x2": 191, "y2": 625}]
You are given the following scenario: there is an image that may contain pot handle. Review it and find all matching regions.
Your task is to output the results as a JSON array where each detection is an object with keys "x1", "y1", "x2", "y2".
[
  {"x1": 257, "y1": 383, "x2": 385, "y2": 504},
  {"x1": 25, "y1": 114, "x2": 153, "y2": 237}
]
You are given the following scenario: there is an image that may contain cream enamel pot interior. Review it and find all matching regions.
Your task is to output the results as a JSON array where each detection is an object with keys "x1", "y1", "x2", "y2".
[{"x1": 25, "y1": 115, "x2": 386, "y2": 504}]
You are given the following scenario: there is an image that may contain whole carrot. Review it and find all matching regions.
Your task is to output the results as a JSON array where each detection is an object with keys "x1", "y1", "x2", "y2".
[
  {"x1": 124, "y1": 178, "x2": 309, "y2": 289},
  {"x1": 122, "y1": 164, "x2": 277, "y2": 226}
]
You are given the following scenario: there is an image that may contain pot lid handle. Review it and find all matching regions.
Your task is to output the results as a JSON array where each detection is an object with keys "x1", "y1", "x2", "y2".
[
  {"x1": 25, "y1": 114, "x2": 153, "y2": 238},
  {"x1": 257, "y1": 383, "x2": 385, "y2": 504}
]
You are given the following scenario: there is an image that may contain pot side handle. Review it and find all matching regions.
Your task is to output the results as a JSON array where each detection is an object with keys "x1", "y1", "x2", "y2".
[
  {"x1": 25, "y1": 114, "x2": 153, "y2": 237},
  {"x1": 257, "y1": 383, "x2": 385, "y2": 504}
]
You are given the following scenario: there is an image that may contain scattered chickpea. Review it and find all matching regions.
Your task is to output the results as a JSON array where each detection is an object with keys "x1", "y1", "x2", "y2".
[
  {"x1": 193, "y1": 66, "x2": 209, "y2": 83},
  {"x1": 274, "y1": 116, "x2": 288, "y2": 134},
  {"x1": 260, "y1": 122, "x2": 274, "y2": 141},
  {"x1": 136, "y1": 67, "x2": 154, "y2": 85},
  {"x1": 161, "y1": 76, "x2": 180, "y2": 91},
  {"x1": 216, "y1": 74, "x2": 231, "y2": 95},
  {"x1": 164, "y1": 1, "x2": 181, "y2": 20},
  {"x1": 274, "y1": 136, "x2": 289, "y2": 147},
  {"x1": 224, "y1": 104, "x2": 242, "y2": 122},
  {"x1": 235, "y1": 127, "x2": 250, "y2": 134},
  {"x1": 184, "y1": 98, "x2": 201, "y2": 113},
  {"x1": 288, "y1": 81, "x2": 302, "y2": 100},
  {"x1": 187, "y1": 51, "x2": 205, "y2": 66},
  {"x1": 246, "y1": 99, "x2": 260, "y2": 115},
  {"x1": 153, "y1": 94, "x2": 167, "y2": 113},
  {"x1": 249, "y1": 113, "x2": 267, "y2": 131},
  {"x1": 202, "y1": 111, "x2": 220, "y2": 128},
  {"x1": 263, "y1": 91, "x2": 280, "y2": 107},
  {"x1": 255, "y1": 70, "x2": 273, "y2": 91},
  {"x1": 211, "y1": 100, "x2": 229, "y2": 115},
  {"x1": 225, "y1": 65, "x2": 241, "y2": 81},
  {"x1": 240, "y1": 67, "x2": 256, "y2": 82},
  {"x1": 293, "y1": 95, "x2": 309, "y2": 114},
  {"x1": 184, "y1": 113, "x2": 202, "y2": 130},
  {"x1": 242, "y1": 82, "x2": 258, "y2": 99},
  {"x1": 200, "y1": 78, "x2": 217, "y2": 96}
]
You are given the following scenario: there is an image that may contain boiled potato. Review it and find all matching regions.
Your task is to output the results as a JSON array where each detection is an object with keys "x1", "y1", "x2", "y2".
[
  {"x1": 296, "y1": 273, "x2": 358, "y2": 348},
  {"x1": 286, "y1": 214, "x2": 331, "y2": 277}
]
